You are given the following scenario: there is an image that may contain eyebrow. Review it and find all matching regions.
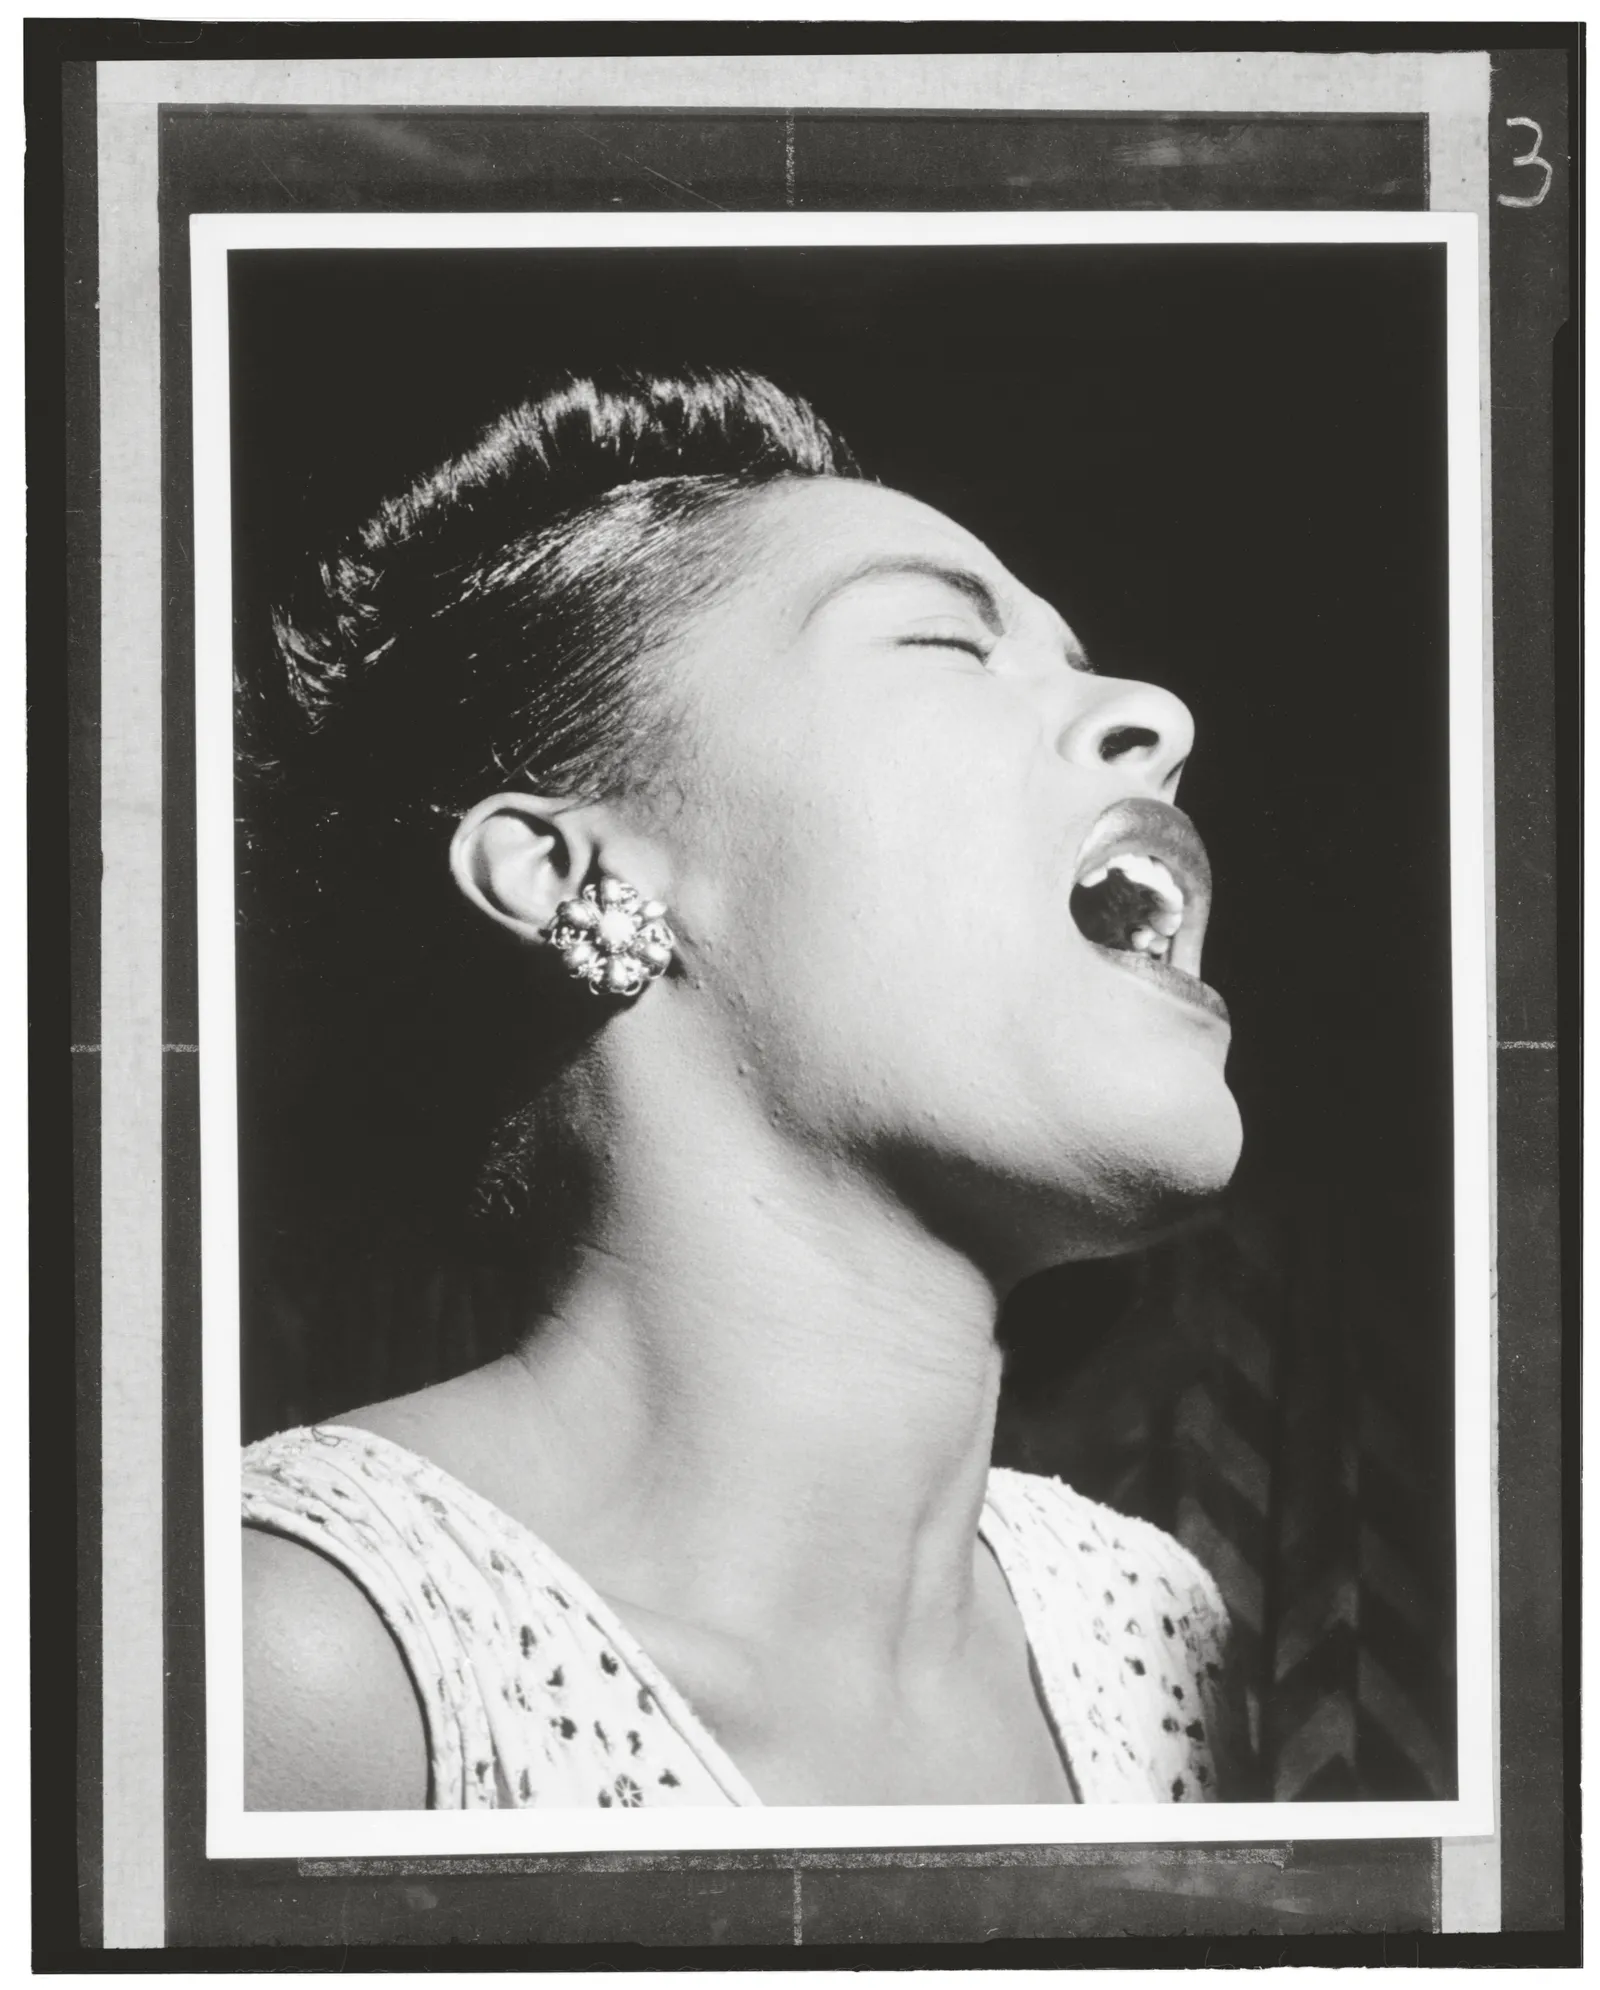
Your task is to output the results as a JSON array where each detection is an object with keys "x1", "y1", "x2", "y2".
[
  {"x1": 799, "y1": 553, "x2": 1095, "y2": 671},
  {"x1": 800, "y1": 555, "x2": 1007, "y2": 636}
]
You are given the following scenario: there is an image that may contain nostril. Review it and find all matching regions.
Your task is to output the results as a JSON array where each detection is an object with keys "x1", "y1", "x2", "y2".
[{"x1": 1098, "y1": 724, "x2": 1161, "y2": 762}]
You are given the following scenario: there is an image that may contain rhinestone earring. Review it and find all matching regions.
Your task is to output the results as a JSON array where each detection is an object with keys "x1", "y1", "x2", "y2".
[{"x1": 546, "y1": 876, "x2": 676, "y2": 998}]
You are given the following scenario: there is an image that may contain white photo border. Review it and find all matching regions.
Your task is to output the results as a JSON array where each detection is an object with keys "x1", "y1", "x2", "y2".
[{"x1": 194, "y1": 207, "x2": 1492, "y2": 1859}]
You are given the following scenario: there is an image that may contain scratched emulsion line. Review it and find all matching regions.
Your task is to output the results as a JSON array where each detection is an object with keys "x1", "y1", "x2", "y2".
[
  {"x1": 567, "y1": 124, "x2": 729, "y2": 212},
  {"x1": 792, "y1": 1868, "x2": 803, "y2": 1943}
]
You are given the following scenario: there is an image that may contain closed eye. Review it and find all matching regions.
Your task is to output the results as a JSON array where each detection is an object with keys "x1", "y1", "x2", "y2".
[{"x1": 901, "y1": 635, "x2": 993, "y2": 663}]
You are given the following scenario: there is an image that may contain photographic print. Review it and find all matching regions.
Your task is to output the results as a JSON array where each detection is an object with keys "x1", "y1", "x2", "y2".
[{"x1": 192, "y1": 210, "x2": 1491, "y2": 1859}]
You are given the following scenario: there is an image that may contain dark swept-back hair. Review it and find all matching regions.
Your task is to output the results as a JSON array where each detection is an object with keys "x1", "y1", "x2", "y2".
[{"x1": 240, "y1": 365, "x2": 862, "y2": 1260}]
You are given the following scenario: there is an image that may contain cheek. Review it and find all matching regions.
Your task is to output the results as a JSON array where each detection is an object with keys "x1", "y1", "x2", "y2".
[
  {"x1": 708, "y1": 741, "x2": 1039, "y2": 1013},
  {"x1": 687, "y1": 703, "x2": 1071, "y2": 996},
  {"x1": 680, "y1": 748, "x2": 1240, "y2": 1216},
  {"x1": 671, "y1": 692, "x2": 1237, "y2": 1187},
  {"x1": 694, "y1": 721, "x2": 934, "y2": 923},
  {"x1": 688, "y1": 850, "x2": 1084, "y2": 1161},
  {"x1": 678, "y1": 773, "x2": 961, "y2": 1118}
]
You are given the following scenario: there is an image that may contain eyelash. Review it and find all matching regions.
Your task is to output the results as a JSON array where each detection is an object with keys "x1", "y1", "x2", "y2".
[{"x1": 902, "y1": 636, "x2": 994, "y2": 664}]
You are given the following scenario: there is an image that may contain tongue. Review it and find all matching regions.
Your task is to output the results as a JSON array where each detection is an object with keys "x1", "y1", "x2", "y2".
[{"x1": 1070, "y1": 870, "x2": 1165, "y2": 951}]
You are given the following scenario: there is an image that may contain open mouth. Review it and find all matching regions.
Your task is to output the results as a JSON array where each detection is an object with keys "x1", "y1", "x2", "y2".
[{"x1": 1068, "y1": 797, "x2": 1229, "y2": 1024}]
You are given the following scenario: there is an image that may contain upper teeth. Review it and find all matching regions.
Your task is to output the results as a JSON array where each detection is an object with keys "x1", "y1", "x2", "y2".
[{"x1": 1078, "y1": 851, "x2": 1186, "y2": 938}]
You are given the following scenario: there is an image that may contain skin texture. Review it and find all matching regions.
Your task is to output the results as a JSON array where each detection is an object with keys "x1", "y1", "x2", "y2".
[{"x1": 244, "y1": 477, "x2": 1241, "y2": 1809}]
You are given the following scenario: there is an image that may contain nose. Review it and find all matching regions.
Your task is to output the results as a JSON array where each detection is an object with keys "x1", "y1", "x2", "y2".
[{"x1": 1055, "y1": 676, "x2": 1195, "y2": 796}]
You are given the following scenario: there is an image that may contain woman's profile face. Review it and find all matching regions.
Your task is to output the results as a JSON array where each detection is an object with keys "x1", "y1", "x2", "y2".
[{"x1": 638, "y1": 476, "x2": 1242, "y2": 1278}]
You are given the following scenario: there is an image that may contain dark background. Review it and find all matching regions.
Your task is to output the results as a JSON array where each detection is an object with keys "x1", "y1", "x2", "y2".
[{"x1": 229, "y1": 241, "x2": 1456, "y2": 1805}]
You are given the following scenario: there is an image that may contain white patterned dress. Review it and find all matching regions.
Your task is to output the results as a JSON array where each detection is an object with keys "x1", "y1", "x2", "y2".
[{"x1": 242, "y1": 1423, "x2": 1232, "y2": 1808}]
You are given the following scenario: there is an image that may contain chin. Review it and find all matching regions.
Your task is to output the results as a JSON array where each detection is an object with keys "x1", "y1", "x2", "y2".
[
  {"x1": 1104, "y1": 1086, "x2": 1244, "y2": 1251},
  {"x1": 1019, "y1": 1078, "x2": 1245, "y2": 1269},
  {"x1": 1159, "y1": 1077, "x2": 1244, "y2": 1197}
]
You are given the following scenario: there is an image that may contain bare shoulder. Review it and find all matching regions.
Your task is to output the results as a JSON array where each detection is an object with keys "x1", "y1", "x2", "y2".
[{"x1": 242, "y1": 1526, "x2": 429, "y2": 1811}]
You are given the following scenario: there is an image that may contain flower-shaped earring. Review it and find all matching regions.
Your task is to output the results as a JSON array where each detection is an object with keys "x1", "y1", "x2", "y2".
[{"x1": 546, "y1": 877, "x2": 676, "y2": 998}]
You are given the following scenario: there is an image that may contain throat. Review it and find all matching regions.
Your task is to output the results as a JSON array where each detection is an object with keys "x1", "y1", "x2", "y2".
[
  {"x1": 605, "y1": 1523, "x2": 1076, "y2": 1808},
  {"x1": 510, "y1": 1274, "x2": 1009, "y2": 1661},
  {"x1": 437, "y1": 1061, "x2": 1018, "y2": 1677}
]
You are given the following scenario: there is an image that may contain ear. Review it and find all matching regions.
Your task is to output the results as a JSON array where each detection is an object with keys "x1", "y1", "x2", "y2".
[{"x1": 449, "y1": 793, "x2": 597, "y2": 944}]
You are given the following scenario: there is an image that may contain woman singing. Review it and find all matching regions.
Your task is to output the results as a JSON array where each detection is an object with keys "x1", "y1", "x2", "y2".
[{"x1": 241, "y1": 366, "x2": 1242, "y2": 1810}]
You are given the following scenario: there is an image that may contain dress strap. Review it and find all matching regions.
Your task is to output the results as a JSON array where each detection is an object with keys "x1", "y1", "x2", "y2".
[
  {"x1": 243, "y1": 1423, "x2": 760, "y2": 1809},
  {"x1": 982, "y1": 1468, "x2": 1231, "y2": 1802},
  {"x1": 244, "y1": 1423, "x2": 496, "y2": 1805}
]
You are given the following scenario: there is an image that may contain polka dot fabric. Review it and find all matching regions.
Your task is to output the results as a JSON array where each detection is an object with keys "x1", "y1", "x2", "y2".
[
  {"x1": 243, "y1": 1425, "x2": 758, "y2": 1809},
  {"x1": 980, "y1": 1466, "x2": 1231, "y2": 1803},
  {"x1": 243, "y1": 1425, "x2": 1229, "y2": 1807}
]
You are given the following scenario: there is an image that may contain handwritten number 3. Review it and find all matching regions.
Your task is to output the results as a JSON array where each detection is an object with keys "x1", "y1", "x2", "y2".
[{"x1": 1498, "y1": 117, "x2": 1553, "y2": 208}]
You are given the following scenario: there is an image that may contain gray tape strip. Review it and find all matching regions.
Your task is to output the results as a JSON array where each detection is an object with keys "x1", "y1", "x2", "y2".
[{"x1": 97, "y1": 93, "x2": 166, "y2": 1951}]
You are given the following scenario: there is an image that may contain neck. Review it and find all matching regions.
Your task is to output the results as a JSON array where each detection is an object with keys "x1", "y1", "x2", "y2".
[{"x1": 489, "y1": 1051, "x2": 1008, "y2": 1667}]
